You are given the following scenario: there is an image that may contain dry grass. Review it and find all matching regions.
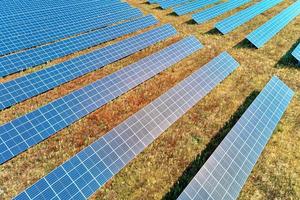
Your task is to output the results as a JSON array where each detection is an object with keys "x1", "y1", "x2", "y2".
[{"x1": 0, "y1": 0, "x2": 299, "y2": 199}]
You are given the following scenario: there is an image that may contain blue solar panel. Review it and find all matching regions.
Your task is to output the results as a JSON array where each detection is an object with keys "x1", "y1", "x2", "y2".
[
  {"x1": 160, "y1": 0, "x2": 190, "y2": 9},
  {"x1": 174, "y1": 0, "x2": 219, "y2": 16},
  {"x1": 247, "y1": 1, "x2": 300, "y2": 48},
  {"x1": 1, "y1": 2, "x2": 131, "y2": 38},
  {"x1": 215, "y1": 0, "x2": 283, "y2": 34},
  {"x1": 0, "y1": 24, "x2": 176, "y2": 110},
  {"x1": 192, "y1": 0, "x2": 251, "y2": 24},
  {"x1": 0, "y1": 0, "x2": 120, "y2": 17},
  {"x1": 0, "y1": 8, "x2": 142, "y2": 56},
  {"x1": 0, "y1": 15, "x2": 158, "y2": 77},
  {"x1": 0, "y1": 34, "x2": 200, "y2": 165},
  {"x1": 148, "y1": 0, "x2": 159, "y2": 4},
  {"x1": 292, "y1": 43, "x2": 300, "y2": 62},
  {"x1": 178, "y1": 76, "x2": 294, "y2": 200},
  {"x1": 13, "y1": 51, "x2": 239, "y2": 200}
]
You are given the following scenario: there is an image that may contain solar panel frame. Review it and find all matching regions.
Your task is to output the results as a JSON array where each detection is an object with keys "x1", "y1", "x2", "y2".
[
  {"x1": 178, "y1": 76, "x2": 294, "y2": 200},
  {"x1": 0, "y1": 15, "x2": 158, "y2": 77},
  {"x1": 192, "y1": 0, "x2": 251, "y2": 24},
  {"x1": 246, "y1": 1, "x2": 300, "y2": 48},
  {"x1": 0, "y1": 8, "x2": 143, "y2": 56},
  {"x1": 174, "y1": 0, "x2": 219, "y2": 16},
  {"x1": 14, "y1": 51, "x2": 239, "y2": 200},
  {"x1": 160, "y1": 0, "x2": 190, "y2": 9},
  {"x1": 292, "y1": 43, "x2": 300, "y2": 62},
  {"x1": 215, "y1": 0, "x2": 283, "y2": 34},
  {"x1": 0, "y1": 24, "x2": 176, "y2": 110}
]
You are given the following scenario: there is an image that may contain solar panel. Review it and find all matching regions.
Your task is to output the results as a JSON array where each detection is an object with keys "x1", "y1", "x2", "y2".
[
  {"x1": 178, "y1": 76, "x2": 294, "y2": 200},
  {"x1": 0, "y1": 24, "x2": 176, "y2": 110},
  {"x1": 192, "y1": 0, "x2": 251, "y2": 24},
  {"x1": 174, "y1": 0, "x2": 219, "y2": 16},
  {"x1": 13, "y1": 51, "x2": 239, "y2": 200},
  {"x1": 215, "y1": 0, "x2": 283, "y2": 34},
  {"x1": 0, "y1": 0, "x2": 120, "y2": 17},
  {"x1": 0, "y1": 3, "x2": 131, "y2": 27},
  {"x1": 247, "y1": 1, "x2": 300, "y2": 48},
  {"x1": 292, "y1": 43, "x2": 300, "y2": 62},
  {"x1": 0, "y1": 8, "x2": 142, "y2": 56},
  {"x1": 0, "y1": 15, "x2": 158, "y2": 77},
  {"x1": 148, "y1": 0, "x2": 159, "y2": 4},
  {"x1": 160, "y1": 0, "x2": 190, "y2": 9},
  {"x1": 0, "y1": 36, "x2": 203, "y2": 165}
]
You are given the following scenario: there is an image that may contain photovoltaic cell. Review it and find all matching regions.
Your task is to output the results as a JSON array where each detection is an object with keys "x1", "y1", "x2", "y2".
[
  {"x1": 192, "y1": 0, "x2": 251, "y2": 24},
  {"x1": 174, "y1": 0, "x2": 219, "y2": 16},
  {"x1": 14, "y1": 51, "x2": 239, "y2": 200},
  {"x1": 247, "y1": 1, "x2": 300, "y2": 48},
  {"x1": 160, "y1": 0, "x2": 190, "y2": 9},
  {"x1": 292, "y1": 43, "x2": 300, "y2": 62},
  {"x1": 1, "y1": 2, "x2": 132, "y2": 38},
  {"x1": 0, "y1": 24, "x2": 176, "y2": 110},
  {"x1": 0, "y1": 35, "x2": 202, "y2": 165},
  {"x1": 0, "y1": 15, "x2": 158, "y2": 77},
  {"x1": 0, "y1": 8, "x2": 142, "y2": 56},
  {"x1": 215, "y1": 0, "x2": 283, "y2": 34},
  {"x1": 178, "y1": 76, "x2": 294, "y2": 200},
  {"x1": 148, "y1": 0, "x2": 159, "y2": 4}
]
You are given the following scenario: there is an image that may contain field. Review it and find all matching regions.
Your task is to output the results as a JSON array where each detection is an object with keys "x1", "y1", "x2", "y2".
[{"x1": 0, "y1": 0, "x2": 299, "y2": 199}]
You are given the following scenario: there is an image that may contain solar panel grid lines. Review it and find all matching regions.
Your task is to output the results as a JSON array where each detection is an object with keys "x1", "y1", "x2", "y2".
[
  {"x1": 215, "y1": 0, "x2": 283, "y2": 34},
  {"x1": 0, "y1": 0, "x2": 121, "y2": 17},
  {"x1": 246, "y1": 1, "x2": 300, "y2": 48},
  {"x1": 0, "y1": 24, "x2": 177, "y2": 110},
  {"x1": 1, "y1": 2, "x2": 131, "y2": 29},
  {"x1": 174, "y1": 0, "x2": 219, "y2": 16},
  {"x1": 13, "y1": 51, "x2": 239, "y2": 200},
  {"x1": 0, "y1": 27, "x2": 188, "y2": 165},
  {"x1": 0, "y1": 15, "x2": 158, "y2": 77},
  {"x1": 292, "y1": 43, "x2": 300, "y2": 62},
  {"x1": 0, "y1": 8, "x2": 143, "y2": 56},
  {"x1": 160, "y1": 0, "x2": 190, "y2": 9},
  {"x1": 178, "y1": 76, "x2": 294, "y2": 200},
  {"x1": 192, "y1": 0, "x2": 252, "y2": 24}
]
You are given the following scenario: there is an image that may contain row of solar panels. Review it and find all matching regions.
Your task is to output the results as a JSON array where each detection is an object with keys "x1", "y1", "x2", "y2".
[
  {"x1": 0, "y1": 1, "x2": 295, "y2": 200},
  {"x1": 148, "y1": 0, "x2": 300, "y2": 62}
]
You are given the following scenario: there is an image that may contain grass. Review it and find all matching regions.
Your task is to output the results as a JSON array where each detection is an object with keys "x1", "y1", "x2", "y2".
[{"x1": 0, "y1": 0, "x2": 300, "y2": 199}]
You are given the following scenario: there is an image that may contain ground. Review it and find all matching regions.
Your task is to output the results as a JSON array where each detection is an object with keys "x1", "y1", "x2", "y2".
[{"x1": 0, "y1": 0, "x2": 299, "y2": 199}]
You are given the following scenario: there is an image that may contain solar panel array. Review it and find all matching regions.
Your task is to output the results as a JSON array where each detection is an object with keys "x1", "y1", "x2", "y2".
[
  {"x1": 292, "y1": 43, "x2": 300, "y2": 62},
  {"x1": 0, "y1": 36, "x2": 203, "y2": 165},
  {"x1": 14, "y1": 51, "x2": 239, "y2": 200},
  {"x1": 178, "y1": 76, "x2": 294, "y2": 200},
  {"x1": 0, "y1": 15, "x2": 158, "y2": 77},
  {"x1": 160, "y1": 0, "x2": 190, "y2": 9},
  {"x1": 247, "y1": 1, "x2": 300, "y2": 48},
  {"x1": 192, "y1": 0, "x2": 251, "y2": 24},
  {"x1": 174, "y1": 0, "x2": 219, "y2": 16},
  {"x1": 0, "y1": 24, "x2": 176, "y2": 110},
  {"x1": 0, "y1": 0, "x2": 120, "y2": 17},
  {"x1": 0, "y1": 8, "x2": 142, "y2": 56},
  {"x1": 215, "y1": 0, "x2": 283, "y2": 34}
]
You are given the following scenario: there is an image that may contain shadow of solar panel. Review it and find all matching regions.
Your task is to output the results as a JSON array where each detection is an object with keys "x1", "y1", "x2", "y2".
[
  {"x1": 192, "y1": 0, "x2": 251, "y2": 24},
  {"x1": 174, "y1": 0, "x2": 219, "y2": 16},
  {"x1": 215, "y1": 0, "x2": 282, "y2": 34},
  {"x1": 0, "y1": 24, "x2": 176, "y2": 110},
  {"x1": 292, "y1": 43, "x2": 300, "y2": 62},
  {"x1": 13, "y1": 51, "x2": 239, "y2": 200},
  {"x1": 246, "y1": 1, "x2": 300, "y2": 48},
  {"x1": 0, "y1": 8, "x2": 142, "y2": 56},
  {"x1": 1, "y1": 2, "x2": 132, "y2": 38},
  {"x1": 0, "y1": 15, "x2": 158, "y2": 77},
  {"x1": 160, "y1": 0, "x2": 190, "y2": 9},
  {"x1": 178, "y1": 76, "x2": 294, "y2": 200},
  {"x1": 0, "y1": 0, "x2": 120, "y2": 17},
  {"x1": 0, "y1": 34, "x2": 202, "y2": 165}
]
